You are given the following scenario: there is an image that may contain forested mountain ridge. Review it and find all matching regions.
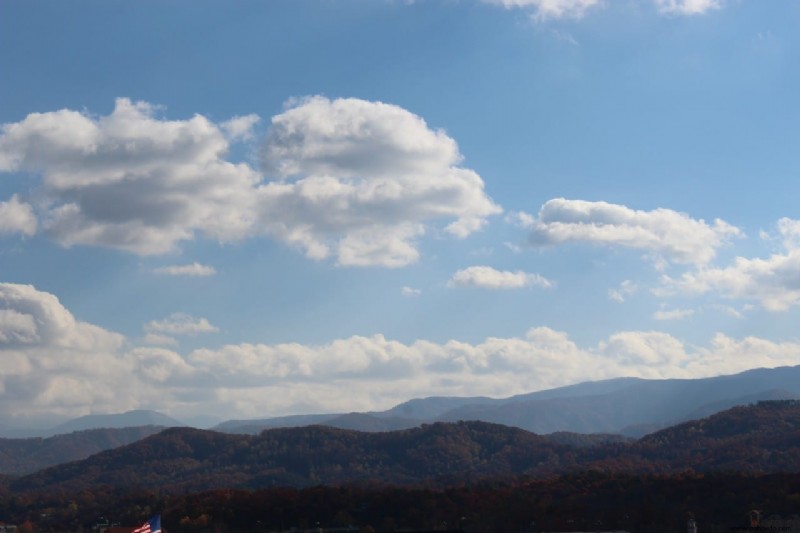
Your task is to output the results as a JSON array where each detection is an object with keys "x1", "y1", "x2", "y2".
[
  {"x1": 7, "y1": 401, "x2": 800, "y2": 494},
  {"x1": 8, "y1": 422, "x2": 572, "y2": 493}
]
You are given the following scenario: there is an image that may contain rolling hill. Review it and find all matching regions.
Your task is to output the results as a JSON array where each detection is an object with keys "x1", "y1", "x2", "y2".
[{"x1": 9, "y1": 400, "x2": 800, "y2": 494}]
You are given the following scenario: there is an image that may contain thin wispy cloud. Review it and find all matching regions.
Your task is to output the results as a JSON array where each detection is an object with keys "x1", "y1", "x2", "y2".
[
  {"x1": 153, "y1": 263, "x2": 217, "y2": 277},
  {"x1": 145, "y1": 313, "x2": 219, "y2": 336}
]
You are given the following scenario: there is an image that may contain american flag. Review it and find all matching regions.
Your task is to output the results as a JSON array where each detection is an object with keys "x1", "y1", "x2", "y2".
[{"x1": 132, "y1": 515, "x2": 162, "y2": 533}]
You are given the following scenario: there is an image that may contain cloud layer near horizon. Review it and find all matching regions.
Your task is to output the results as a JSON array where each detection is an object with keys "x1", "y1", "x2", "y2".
[
  {"x1": 0, "y1": 97, "x2": 500, "y2": 267},
  {"x1": 2, "y1": 282, "x2": 798, "y2": 421}
]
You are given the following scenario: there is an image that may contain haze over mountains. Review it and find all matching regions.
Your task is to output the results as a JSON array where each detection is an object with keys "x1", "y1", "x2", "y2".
[
  {"x1": 4, "y1": 365, "x2": 800, "y2": 439},
  {"x1": 7, "y1": 400, "x2": 800, "y2": 493},
  {"x1": 0, "y1": 410, "x2": 184, "y2": 439},
  {"x1": 212, "y1": 365, "x2": 800, "y2": 437}
]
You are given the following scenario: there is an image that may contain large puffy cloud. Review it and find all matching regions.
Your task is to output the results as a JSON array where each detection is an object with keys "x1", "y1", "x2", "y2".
[
  {"x1": 3, "y1": 282, "x2": 798, "y2": 421},
  {"x1": 0, "y1": 98, "x2": 260, "y2": 255},
  {"x1": 258, "y1": 96, "x2": 501, "y2": 266},
  {"x1": 0, "y1": 97, "x2": 500, "y2": 267},
  {"x1": 0, "y1": 283, "x2": 132, "y2": 417},
  {"x1": 520, "y1": 198, "x2": 741, "y2": 266},
  {"x1": 0, "y1": 195, "x2": 36, "y2": 237},
  {"x1": 659, "y1": 218, "x2": 800, "y2": 311},
  {"x1": 447, "y1": 265, "x2": 552, "y2": 289}
]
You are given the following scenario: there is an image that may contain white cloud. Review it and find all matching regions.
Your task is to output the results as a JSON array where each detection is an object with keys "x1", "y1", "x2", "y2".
[
  {"x1": 142, "y1": 333, "x2": 179, "y2": 347},
  {"x1": 258, "y1": 96, "x2": 502, "y2": 266},
  {"x1": 657, "y1": 218, "x2": 800, "y2": 311},
  {"x1": 522, "y1": 198, "x2": 741, "y2": 266},
  {"x1": 654, "y1": 0, "x2": 720, "y2": 15},
  {"x1": 599, "y1": 330, "x2": 689, "y2": 367},
  {"x1": 481, "y1": 0, "x2": 603, "y2": 20},
  {"x1": 0, "y1": 283, "x2": 132, "y2": 418},
  {"x1": 480, "y1": 0, "x2": 721, "y2": 19},
  {"x1": 2, "y1": 282, "x2": 800, "y2": 420},
  {"x1": 180, "y1": 327, "x2": 800, "y2": 417},
  {"x1": 402, "y1": 286, "x2": 422, "y2": 297},
  {"x1": 145, "y1": 313, "x2": 219, "y2": 336},
  {"x1": 0, "y1": 97, "x2": 501, "y2": 267},
  {"x1": 153, "y1": 263, "x2": 216, "y2": 277},
  {"x1": 660, "y1": 250, "x2": 800, "y2": 311},
  {"x1": 0, "y1": 98, "x2": 260, "y2": 255},
  {"x1": 776, "y1": 217, "x2": 800, "y2": 251},
  {"x1": 0, "y1": 195, "x2": 36, "y2": 237},
  {"x1": 608, "y1": 280, "x2": 638, "y2": 303},
  {"x1": 653, "y1": 308, "x2": 695, "y2": 320},
  {"x1": 221, "y1": 114, "x2": 260, "y2": 141},
  {"x1": 448, "y1": 265, "x2": 553, "y2": 289}
]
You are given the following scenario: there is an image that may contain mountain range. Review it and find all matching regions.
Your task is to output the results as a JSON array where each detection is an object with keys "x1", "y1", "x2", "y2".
[
  {"x1": 4, "y1": 365, "x2": 800, "y2": 441},
  {"x1": 213, "y1": 365, "x2": 800, "y2": 436},
  {"x1": 6, "y1": 400, "x2": 800, "y2": 494}
]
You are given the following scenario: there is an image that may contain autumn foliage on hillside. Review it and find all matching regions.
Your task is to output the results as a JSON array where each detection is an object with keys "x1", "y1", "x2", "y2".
[{"x1": 2, "y1": 401, "x2": 800, "y2": 531}]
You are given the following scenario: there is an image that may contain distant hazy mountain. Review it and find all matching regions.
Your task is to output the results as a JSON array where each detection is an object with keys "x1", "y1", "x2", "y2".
[
  {"x1": 323, "y1": 412, "x2": 422, "y2": 432},
  {"x1": 0, "y1": 426, "x2": 165, "y2": 475},
  {"x1": 11, "y1": 400, "x2": 800, "y2": 493},
  {"x1": 212, "y1": 413, "x2": 337, "y2": 434},
  {"x1": 436, "y1": 366, "x2": 800, "y2": 435},
  {"x1": 214, "y1": 365, "x2": 800, "y2": 436},
  {"x1": 48, "y1": 410, "x2": 184, "y2": 436},
  {"x1": 377, "y1": 395, "x2": 497, "y2": 420}
]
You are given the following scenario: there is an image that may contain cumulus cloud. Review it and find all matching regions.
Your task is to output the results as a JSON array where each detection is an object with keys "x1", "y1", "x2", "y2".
[
  {"x1": 153, "y1": 263, "x2": 216, "y2": 277},
  {"x1": 0, "y1": 97, "x2": 500, "y2": 267},
  {"x1": 659, "y1": 218, "x2": 800, "y2": 312},
  {"x1": 521, "y1": 198, "x2": 741, "y2": 266},
  {"x1": 776, "y1": 217, "x2": 800, "y2": 251},
  {"x1": 220, "y1": 114, "x2": 260, "y2": 141},
  {"x1": 2, "y1": 283, "x2": 799, "y2": 420},
  {"x1": 654, "y1": 0, "x2": 720, "y2": 15},
  {"x1": 0, "y1": 283, "x2": 132, "y2": 417},
  {"x1": 0, "y1": 195, "x2": 36, "y2": 237},
  {"x1": 145, "y1": 313, "x2": 219, "y2": 336},
  {"x1": 660, "y1": 251, "x2": 800, "y2": 311},
  {"x1": 258, "y1": 96, "x2": 501, "y2": 266},
  {"x1": 448, "y1": 265, "x2": 553, "y2": 289},
  {"x1": 0, "y1": 98, "x2": 260, "y2": 255}
]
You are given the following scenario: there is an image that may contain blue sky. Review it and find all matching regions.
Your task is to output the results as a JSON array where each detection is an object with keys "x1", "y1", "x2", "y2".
[{"x1": 1, "y1": 0, "x2": 800, "y2": 427}]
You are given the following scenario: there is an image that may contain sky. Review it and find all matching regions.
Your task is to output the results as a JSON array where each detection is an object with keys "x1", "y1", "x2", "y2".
[{"x1": 1, "y1": 0, "x2": 800, "y2": 428}]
